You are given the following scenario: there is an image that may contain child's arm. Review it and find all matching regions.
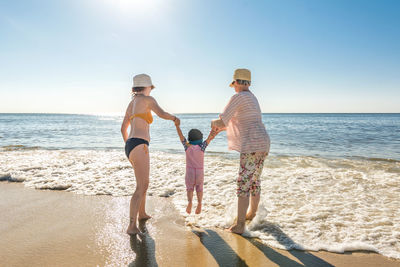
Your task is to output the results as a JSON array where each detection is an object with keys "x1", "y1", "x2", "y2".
[
  {"x1": 175, "y1": 120, "x2": 190, "y2": 151},
  {"x1": 174, "y1": 119, "x2": 185, "y2": 142},
  {"x1": 199, "y1": 129, "x2": 219, "y2": 152},
  {"x1": 205, "y1": 128, "x2": 219, "y2": 145}
]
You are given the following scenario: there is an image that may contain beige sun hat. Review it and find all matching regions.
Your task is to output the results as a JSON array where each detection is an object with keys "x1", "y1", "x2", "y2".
[
  {"x1": 229, "y1": 68, "x2": 251, "y2": 87},
  {"x1": 133, "y1": 74, "x2": 155, "y2": 89}
]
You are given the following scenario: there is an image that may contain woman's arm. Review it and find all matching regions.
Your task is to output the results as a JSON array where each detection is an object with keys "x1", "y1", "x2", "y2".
[
  {"x1": 147, "y1": 96, "x2": 176, "y2": 121},
  {"x1": 121, "y1": 102, "x2": 133, "y2": 142}
]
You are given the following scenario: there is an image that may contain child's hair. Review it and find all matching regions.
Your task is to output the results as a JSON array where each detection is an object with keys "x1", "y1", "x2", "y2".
[{"x1": 188, "y1": 129, "x2": 203, "y2": 141}]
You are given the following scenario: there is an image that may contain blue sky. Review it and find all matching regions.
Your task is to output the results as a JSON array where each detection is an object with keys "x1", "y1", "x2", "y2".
[{"x1": 0, "y1": 0, "x2": 399, "y2": 113}]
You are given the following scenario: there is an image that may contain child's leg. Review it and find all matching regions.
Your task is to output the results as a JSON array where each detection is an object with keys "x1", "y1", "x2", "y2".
[
  {"x1": 185, "y1": 170, "x2": 195, "y2": 214},
  {"x1": 195, "y1": 190, "x2": 203, "y2": 214},
  {"x1": 186, "y1": 190, "x2": 194, "y2": 214},
  {"x1": 195, "y1": 170, "x2": 204, "y2": 214}
]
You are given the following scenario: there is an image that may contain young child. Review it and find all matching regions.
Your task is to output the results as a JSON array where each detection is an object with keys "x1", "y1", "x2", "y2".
[{"x1": 174, "y1": 119, "x2": 218, "y2": 214}]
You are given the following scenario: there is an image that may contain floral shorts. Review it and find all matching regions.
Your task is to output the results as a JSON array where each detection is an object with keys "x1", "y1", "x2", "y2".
[{"x1": 237, "y1": 152, "x2": 267, "y2": 197}]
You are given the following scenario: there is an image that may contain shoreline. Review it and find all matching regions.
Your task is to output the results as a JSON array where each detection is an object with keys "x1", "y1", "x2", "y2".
[{"x1": 1, "y1": 182, "x2": 399, "y2": 266}]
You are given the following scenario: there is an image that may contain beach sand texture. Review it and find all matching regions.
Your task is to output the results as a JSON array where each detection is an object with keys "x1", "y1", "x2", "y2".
[{"x1": 1, "y1": 182, "x2": 399, "y2": 267}]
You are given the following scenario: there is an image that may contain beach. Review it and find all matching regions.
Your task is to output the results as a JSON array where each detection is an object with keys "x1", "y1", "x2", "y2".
[
  {"x1": 2, "y1": 0, "x2": 400, "y2": 264},
  {"x1": 2, "y1": 146, "x2": 400, "y2": 259},
  {"x1": 1, "y1": 182, "x2": 399, "y2": 267},
  {"x1": 1, "y1": 113, "x2": 400, "y2": 265}
]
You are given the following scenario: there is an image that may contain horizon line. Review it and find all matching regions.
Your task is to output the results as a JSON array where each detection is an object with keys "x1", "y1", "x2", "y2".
[{"x1": 1, "y1": 112, "x2": 399, "y2": 116}]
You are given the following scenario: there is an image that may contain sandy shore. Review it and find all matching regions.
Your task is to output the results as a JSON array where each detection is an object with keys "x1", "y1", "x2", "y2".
[{"x1": 1, "y1": 182, "x2": 399, "y2": 267}]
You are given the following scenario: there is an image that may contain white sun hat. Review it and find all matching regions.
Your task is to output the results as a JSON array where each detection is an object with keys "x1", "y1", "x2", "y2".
[{"x1": 133, "y1": 74, "x2": 155, "y2": 89}]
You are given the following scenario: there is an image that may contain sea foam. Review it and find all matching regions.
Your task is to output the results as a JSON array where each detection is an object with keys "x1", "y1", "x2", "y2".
[{"x1": 1, "y1": 149, "x2": 399, "y2": 259}]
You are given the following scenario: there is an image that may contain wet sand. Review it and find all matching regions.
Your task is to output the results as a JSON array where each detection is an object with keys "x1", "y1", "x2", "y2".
[{"x1": 1, "y1": 182, "x2": 399, "y2": 267}]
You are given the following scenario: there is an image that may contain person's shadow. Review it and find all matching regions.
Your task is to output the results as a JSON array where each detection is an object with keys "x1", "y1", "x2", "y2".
[
  {"x1": 128, "y1": 220, "x2": 158, "y2": 267},
  {"x1": 193, "y1": 229, "x2": 249, "y2": 267},
  {"x1": 249, "y1": 222, "x2": 334, "y2": 267},
  {"x1": 193, "y1": 225, "x2": 334, "y2": 267}
]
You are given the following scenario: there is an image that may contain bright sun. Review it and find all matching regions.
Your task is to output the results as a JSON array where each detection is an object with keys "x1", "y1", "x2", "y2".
[{"x1": 108, "y1": 0, "x2": 161, "y2": 14}]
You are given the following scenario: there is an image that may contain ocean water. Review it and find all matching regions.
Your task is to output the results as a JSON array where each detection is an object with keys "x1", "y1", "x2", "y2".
[{"x1": 1, "y1": 113, "x2": 400, "y2": 259}]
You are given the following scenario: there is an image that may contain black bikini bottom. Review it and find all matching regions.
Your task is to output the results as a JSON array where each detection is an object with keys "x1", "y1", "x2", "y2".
[{"x1": 125, "y1": 138, "x2": 149, "y2": 158}]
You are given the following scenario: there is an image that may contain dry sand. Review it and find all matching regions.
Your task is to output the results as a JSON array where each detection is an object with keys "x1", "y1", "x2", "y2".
[{"x1": 1, "y1": 182, "x2": 399, "y2": 267}]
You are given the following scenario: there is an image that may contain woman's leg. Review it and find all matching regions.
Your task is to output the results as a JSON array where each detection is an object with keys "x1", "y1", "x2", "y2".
[
  {"x1": 138, "y1": 194, "x2": 151, "y2": 220},
  {"x1": 229, "y1": 195, "x2": 249, "y2": 234},
  {"x1": 138, "y1": 145, "x2": 151, "y2": 220},
  {"x1": 228, "y1": 152, "x2": 254, "y2": 234},
  {"x1": 246, "y1": 194, "x2": 260, "y2": 220},
  {"x1": 246, "y1": 152, "x2": 266, "y2": 220},
  {"x1": 127, "y1": 144, "x2": 150, "y2": 235}
]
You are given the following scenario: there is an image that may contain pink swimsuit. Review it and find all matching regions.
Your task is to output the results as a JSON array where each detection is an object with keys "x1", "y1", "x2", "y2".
[{"x1": 182, "y1": 139, "x2": 208, "y2": 192}]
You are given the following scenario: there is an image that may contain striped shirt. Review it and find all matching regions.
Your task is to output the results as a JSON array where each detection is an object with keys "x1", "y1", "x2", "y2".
[{"x1": 219, "y1": 90, "x2": 270, "y2": 153}]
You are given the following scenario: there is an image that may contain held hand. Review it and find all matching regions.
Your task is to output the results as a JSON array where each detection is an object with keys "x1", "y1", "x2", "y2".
[
  {"x1": 211, "y1": 119, "x2": 224, "y2": 129},
  {"x1": 212, "y1": 126, "x2": 225, "y2": 133},
  {"x1": 174, "y1": 117, "x2": 180, "y2": 126},
  {"x1": 211, "y1": 119, "x2": 226, "y2": 132},
  {"x1": 211, "y1": 125, "x2": 219, "y2": 132},
  {"x1": 211, "y1": 119, "x2": 217, "y2": 129}
]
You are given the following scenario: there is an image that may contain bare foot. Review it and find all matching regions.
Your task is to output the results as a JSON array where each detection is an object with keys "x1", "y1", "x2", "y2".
[
  {"x1": 226, "y1": 222, "x2": 245, "y2": 235},
  {"x1": 246, "y1": 212, "x2": 256, "y2": 221},
  {"x1": 126, "y1": 225, "x2": 141, "y2": 235},
  {"x1": 138, "y1": 214, "x2": 152, "y2": 221},
  {"x1": 195, "y1": 203, "x2": 202, "y2": 214},
  {"x1": 186, "y1": 202, "x2": 192, "y2": 214}
]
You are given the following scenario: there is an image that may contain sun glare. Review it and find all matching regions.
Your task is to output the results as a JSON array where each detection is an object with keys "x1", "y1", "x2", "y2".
[{"x1": 105, "y1": 0, "x2": 162, "y2": 15}]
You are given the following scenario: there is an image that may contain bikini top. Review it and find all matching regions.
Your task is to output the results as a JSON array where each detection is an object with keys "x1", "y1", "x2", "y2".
[{"x1": 129, "y1": 111, "x2": 153, "y2": 124}]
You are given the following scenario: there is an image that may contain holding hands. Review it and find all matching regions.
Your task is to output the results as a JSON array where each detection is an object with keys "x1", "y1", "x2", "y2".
[
  {"x1": 174, "y1": 116, "x2": 180, "y2": 126},
  {"x1": 211, "y1": 119, "x2": 226, "y2": 133}
]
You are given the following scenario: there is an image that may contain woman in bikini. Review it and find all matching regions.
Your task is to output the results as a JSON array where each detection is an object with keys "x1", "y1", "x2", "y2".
[{"x1": 121, "y1": 74, "x2": 179, "y2": 235}]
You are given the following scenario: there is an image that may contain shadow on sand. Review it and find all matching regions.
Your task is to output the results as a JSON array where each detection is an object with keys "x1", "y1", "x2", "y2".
[
  {"x1": 128, "y1": 220, "x2": 158, "y2": 267},
  {"x1": 193, "y1": 229, "x2": 248, "y2": 267},
  {"x1": 249, "y1": 222, "x2": 334, "y2": 267},
  {"x1": 194, "y1": 223, "x2": 335, "y2": 267}
]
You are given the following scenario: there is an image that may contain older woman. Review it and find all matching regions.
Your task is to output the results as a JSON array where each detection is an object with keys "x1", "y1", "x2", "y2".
[
  {"x1": 121, "y1": 74, "x2": 179, "y2": 235},
  {"x1": 212, "y1": 69, "x2": 270, "y2": 234}
]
